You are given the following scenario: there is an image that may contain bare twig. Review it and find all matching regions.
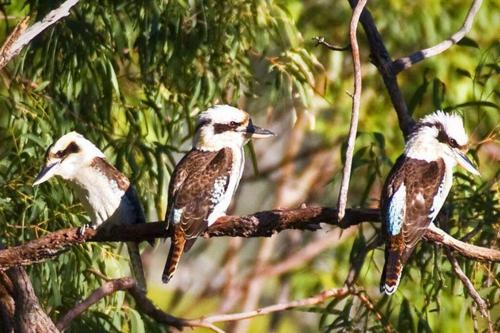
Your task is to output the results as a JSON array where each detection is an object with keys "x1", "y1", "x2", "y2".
[
  {"x1": 313, "y1": 36, "x2": 350, "y2": 51},
  {"x1": 337, "y1": 0, "x2": 368, "y2": 220},
  {"x1": 353, "y1": 290, "x2": 394, "y2": 332},
  {"x1": 347, "y1": 0, "x2": 416, "y2": 138},
  {"x1": 187, "y1": 287, "x2": 351, "y2": 327},
  {"x1": 391, "y1": 0, "x2": 484, "y2": 74},
  {"x1": 56, "y1": 277, "x2": 185, "y2": 331},
  {"x1": 0, "y1": 0, "x2": 80, "y2": 70},
  {"x1": 444, "y1": 249, "x2": 493, "y2": 333}
]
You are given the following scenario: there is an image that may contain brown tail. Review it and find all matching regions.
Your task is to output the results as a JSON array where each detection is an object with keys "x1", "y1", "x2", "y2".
[
  {"x1": 162, "y1": 227, "x2": 186, "y2": 284},
  {"x1": 380, "y1": 243, "x2": 415, "y2": 295}
]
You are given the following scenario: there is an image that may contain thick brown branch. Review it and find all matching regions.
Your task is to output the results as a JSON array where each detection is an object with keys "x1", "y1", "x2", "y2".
[
  {"x1": 391, "y1": 0, "x2": 483, "y2": 74},
  {"x1": 56, "y1": 277, "x2": 185, "y2": 331},
  {"x1": 0, "y1": 0, "x2": 79, "y2": 71},
  {"x1": 0, "y1": 208, "x2": 498, "y2": 273},
  {"x1": 346, "y1": 0, "x2": 415, "y2": 138},
  {"x1": 7, "y1": 267, "x2": 59, "y2": 332}
]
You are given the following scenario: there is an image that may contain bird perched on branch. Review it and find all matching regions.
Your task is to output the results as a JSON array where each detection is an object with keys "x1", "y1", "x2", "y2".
[
  {"x1": 162, "y1": 105, "x2": 275, "y2": 283},
  {"x1": 380, "y1": 111, "x2": 480, "y2": 295},
  {"x1": 33, "y1": 132, "x2": 149, "y2": 291}
]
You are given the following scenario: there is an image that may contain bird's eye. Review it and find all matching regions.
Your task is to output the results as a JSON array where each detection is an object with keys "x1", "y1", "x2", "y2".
[
  {"x1": 230, "y1": 121, "x2": 238, "y2": 127},
  {"x1": 449, "y1": 138, "x2": 458, "y2": 148},
  {"x1": 55, "y1": 150, "x2": 64, "y2": 158}
]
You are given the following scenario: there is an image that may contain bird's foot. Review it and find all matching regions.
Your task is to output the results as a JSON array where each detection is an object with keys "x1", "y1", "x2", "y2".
[{"x1": 77, "y1": 223, "x2": 96, "y2": 239}]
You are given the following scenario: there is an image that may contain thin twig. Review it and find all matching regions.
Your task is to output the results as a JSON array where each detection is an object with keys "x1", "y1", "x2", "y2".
[
  {"x1": 391, "y1": 0, "x2": 484, "y2": 74},
  {"x1": 0, "y1": 0, "x2": 80, "y2": 70},
  {"x1": 337, "y1": 0, "x2": 368, "y2": 220},
  {"x1": 313, "y1": 36, "x2": 351, "y2": 51},
  {"x1": 444, "y1": 249, "x2": 493, "y2": 333},
  {"x1": 187, "y1": 287, "x2": 350, "y2": 326}
]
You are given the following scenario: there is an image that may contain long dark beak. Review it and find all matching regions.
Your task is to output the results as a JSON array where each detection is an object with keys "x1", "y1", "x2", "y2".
[
  {"x1": 245, "y1": 122, "x2": 275, "y2": 139},
  {"x1": 33, "y1": 162, "x2": 60, "y2": 186},
  {"x1": 453, "y1": 149, "x2": 480, "y2": 176}
]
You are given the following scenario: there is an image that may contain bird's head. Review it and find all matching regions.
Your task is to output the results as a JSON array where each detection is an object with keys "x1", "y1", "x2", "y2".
[
  {"x1": 33, "y1": 132, "x2": 105, "y2": 186},
  {"x1": 193, "y1": 105, "x2": 275, "y2": 151},
  {"x1": 411, "y1": 111, "x2": 479, "y2": 175}
]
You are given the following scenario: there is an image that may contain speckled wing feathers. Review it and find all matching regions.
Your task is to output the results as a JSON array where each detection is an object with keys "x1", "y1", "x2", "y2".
[
  {"x1": 162, "y1": 148, "x2": 233, "y2": 283},
  {"x1": 381, "y1": 155, "x2": 446, "y2": 294}
]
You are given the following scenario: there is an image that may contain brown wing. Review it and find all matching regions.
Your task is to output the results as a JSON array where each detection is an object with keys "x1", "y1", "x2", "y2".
[
  {"x1": 401, "y1": 158, "x2": 445, "y2": 255},
  {"x1": 380, "y1": 156, "x2": 445, "y2": 294},
  {"x1": 167, "y1": 148, "x2": 233, "y2": 239},
  {"x1": 165, "y1": 149, "x2": 219, "y2": 220}
]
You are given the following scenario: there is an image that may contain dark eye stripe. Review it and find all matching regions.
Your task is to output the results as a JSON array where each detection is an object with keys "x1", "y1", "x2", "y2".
[
  {"x1": 55, "y1": 141, "x2": 80, "y2": 159},
  {"x1": 213, "y1": 121, "x2": 241, "y2": 134}
]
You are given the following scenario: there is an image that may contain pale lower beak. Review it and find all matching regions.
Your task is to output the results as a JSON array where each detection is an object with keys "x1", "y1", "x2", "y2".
[
  {"x1": 33, "y1": 162, "x2": 60, "y2": 186},
  {"x1": 453, "y1": 149, "x2": 480, "y2": 176},
  {"x1": 245, "y1": 123, "x2": 275, "y2": 139}
]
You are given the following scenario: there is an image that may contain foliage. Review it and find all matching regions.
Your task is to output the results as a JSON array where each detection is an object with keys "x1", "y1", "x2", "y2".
[{"x1": 0, "y1": 0, "x2": 498, "y2": 332}]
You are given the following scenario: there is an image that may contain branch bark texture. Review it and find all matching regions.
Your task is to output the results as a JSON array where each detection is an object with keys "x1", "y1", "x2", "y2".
[{"x1": 0, "y1": 207, "x2": 497, "y2": 273}]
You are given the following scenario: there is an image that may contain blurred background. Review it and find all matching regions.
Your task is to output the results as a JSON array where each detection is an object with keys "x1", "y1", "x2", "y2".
[{"x1": 0, "y1": 0, "x2": 498, "y2": 332}]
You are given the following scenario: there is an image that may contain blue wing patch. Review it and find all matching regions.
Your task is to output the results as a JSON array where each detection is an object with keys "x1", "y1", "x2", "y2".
[{"x1": 386, "y1": 184, "x2": 406, "y2": 236}]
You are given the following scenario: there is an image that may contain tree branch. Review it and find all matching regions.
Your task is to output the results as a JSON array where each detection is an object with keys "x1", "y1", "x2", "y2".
[
  {"x1": 391, "y1": 0, "x2": 484, "y2": 74},
  {"x1": 346, "y1": 0, "x2": 416, "y2": 138},
  {"x1": 0, "y1": 207, "x2": 497, "y2": 273},
  {"x1": 0, "y1": 0, "x2": 80, "y2": 71},
  {"x1": 7, "y1": 266, "x2": 59, "y2": 332},
  {"x1": 424, "y1": 224, "x2": 500, "y2": 262},
  {"x1": 337, "y1": 0, "x2": 368, "y2": 220},
  {"x1": 56, "y1": 277, "x2": 185, "y2": 331},
  {"x1": 187, "y1": 287, "x2": 351, "y2": 327}
]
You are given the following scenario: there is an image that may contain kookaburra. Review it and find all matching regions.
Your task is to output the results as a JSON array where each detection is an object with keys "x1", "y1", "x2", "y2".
[
  {"x1": 33, "y1": 132, "x2": 149, "y2": 291},
  {"x1": 380, "y1": 111, "x2": 480, "y2": 295},
  {"x1": 162, "y1": 105, "x2": 275, "y2": 283}
]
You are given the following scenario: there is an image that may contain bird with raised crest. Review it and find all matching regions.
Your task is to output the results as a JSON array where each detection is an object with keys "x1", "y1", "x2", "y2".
[
  {"x1": 162, "y1": 105, "x2": 275, "y2": 283},
  {"x1": 380, "y1": 111, "x2": 480, "y2": 295},
  {"x1": 33, "y1": 132, "x2": 149, "y2": 292}
]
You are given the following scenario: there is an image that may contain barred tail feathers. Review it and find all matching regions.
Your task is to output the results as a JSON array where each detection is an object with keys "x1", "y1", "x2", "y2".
[{"x1": 162, "y1": 227, "x2": 186, "y2": 284}]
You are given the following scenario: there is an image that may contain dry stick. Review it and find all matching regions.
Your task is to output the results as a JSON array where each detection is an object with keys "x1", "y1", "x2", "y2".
[
  {"x1": 337, "y1": 0, "x2": 368, "y2": 221},
  {"x1": 187, "y1": 287, "x2": 351, "y2": 328},
  {"x1": 56, "y1": 277, "x2": 185, "y2": 331},
  {"x1": 312, "y1": 36, "x2": 351, "y2": 51},
  {"x1": 391, "y1": 0, "x2": 484, "y2": 74},
  {"x1": 444, "y1": 249, "x2": 494, "y2": 333},
  {"x1": 0, "y1": 0, "x2": 80, "y2": 70}
]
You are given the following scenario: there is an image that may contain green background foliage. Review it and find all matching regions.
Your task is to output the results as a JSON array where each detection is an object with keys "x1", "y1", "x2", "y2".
[{"x1": 0, "y1": 0, "x2": 498, "y2": 332}]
